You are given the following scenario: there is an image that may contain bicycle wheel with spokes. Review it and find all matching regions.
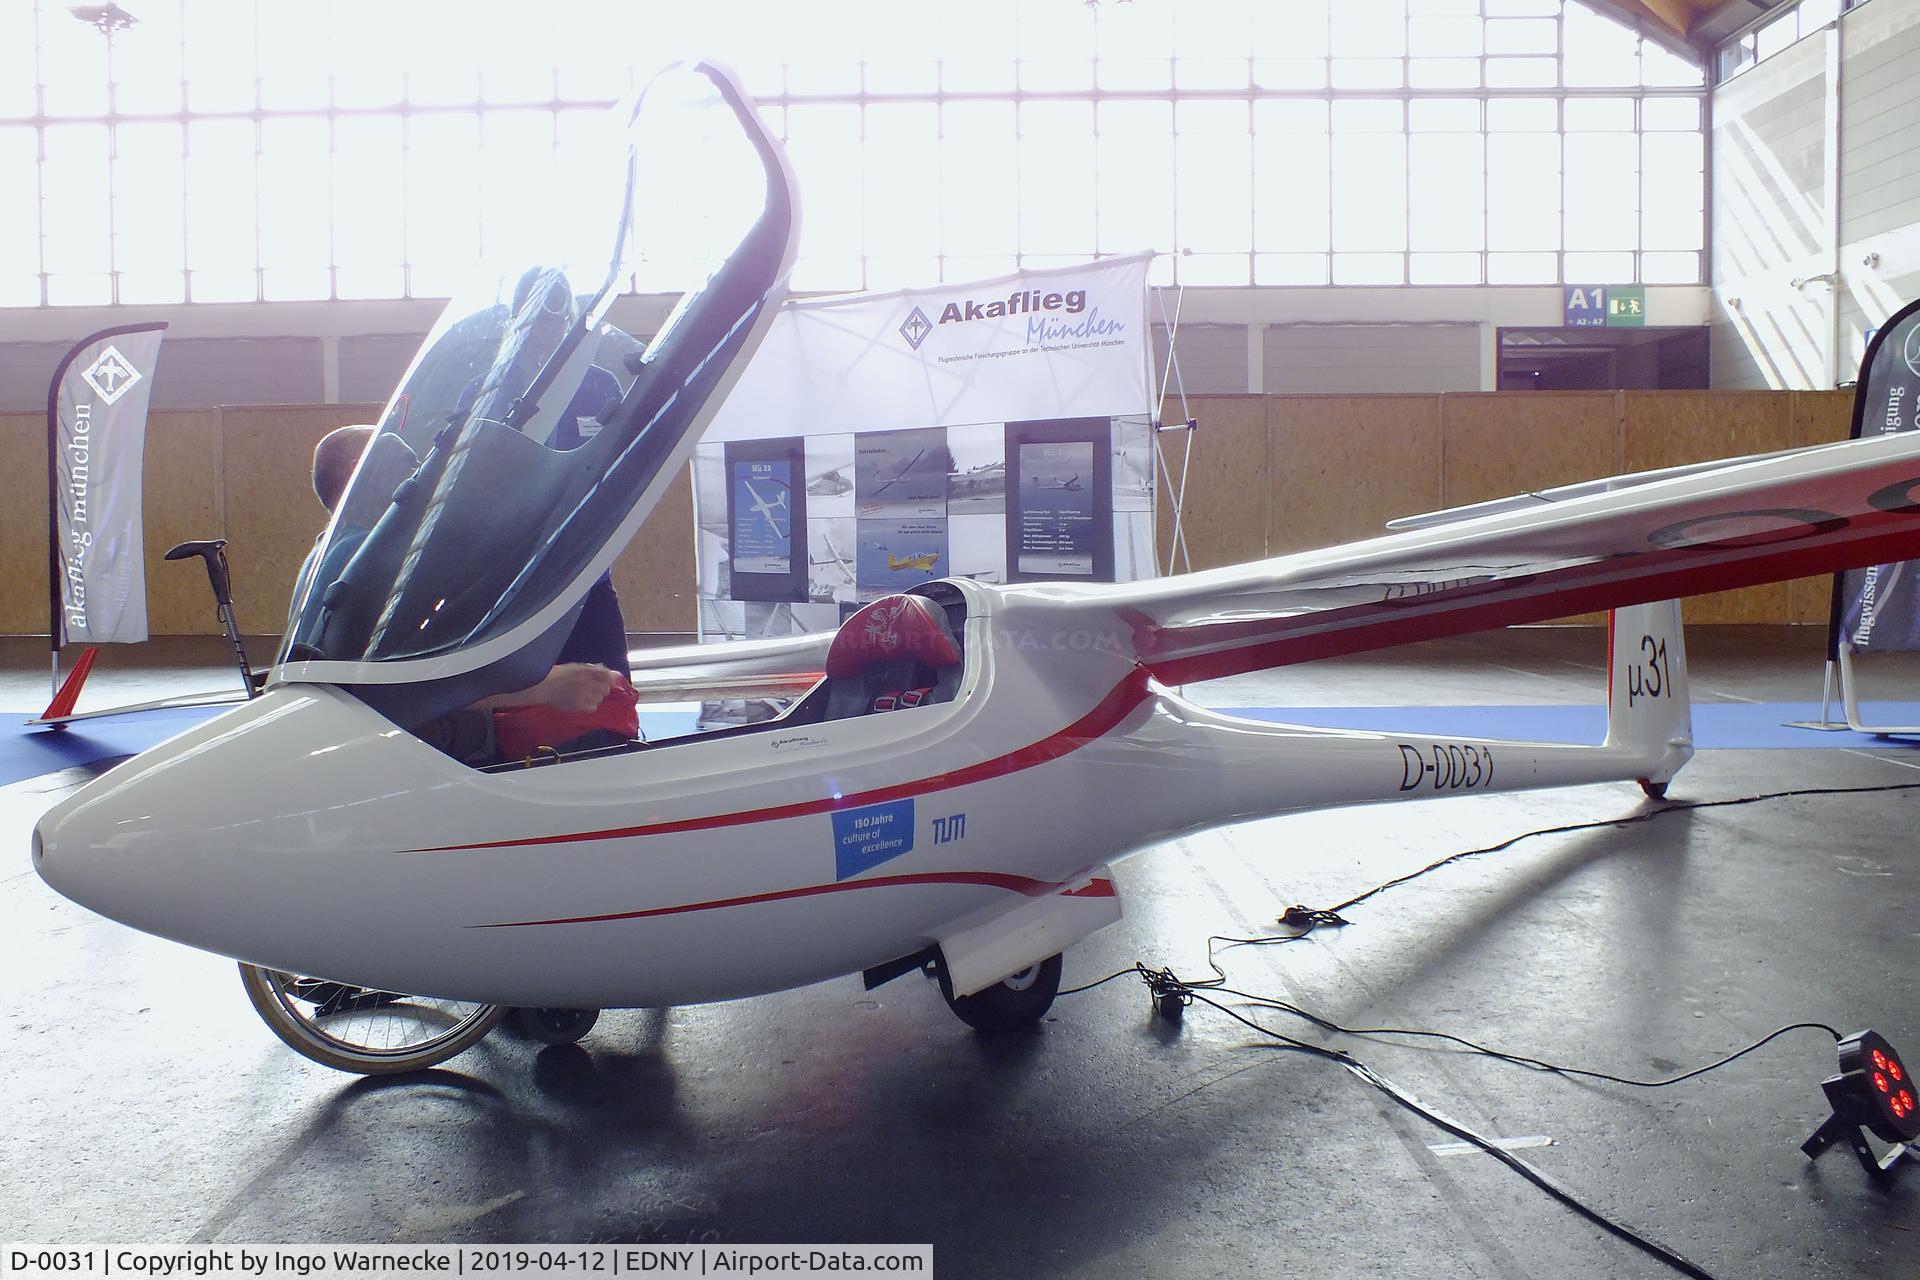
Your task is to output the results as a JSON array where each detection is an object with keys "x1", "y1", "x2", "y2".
[{"x1": 238, "y1": 963, "x2": 506, "y2": 1074}]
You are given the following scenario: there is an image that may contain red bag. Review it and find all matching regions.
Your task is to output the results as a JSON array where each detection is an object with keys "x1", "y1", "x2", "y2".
[{"x1": 493, "y1": 675, "x2": 639, "y2": 759}]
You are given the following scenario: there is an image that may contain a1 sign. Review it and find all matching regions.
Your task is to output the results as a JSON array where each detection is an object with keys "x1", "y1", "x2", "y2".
[
  {"x1": 1564, "y1": 285, "x2": 1647, "y2": 328},
  {"x1": 1565, "y1": 285, "x2": 1608, "y2": 327}
]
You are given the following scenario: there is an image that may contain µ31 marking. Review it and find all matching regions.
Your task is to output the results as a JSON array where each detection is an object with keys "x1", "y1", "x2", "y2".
[{"x1": 1626, "y1": 633, "x2": 1671, "y2": 707}]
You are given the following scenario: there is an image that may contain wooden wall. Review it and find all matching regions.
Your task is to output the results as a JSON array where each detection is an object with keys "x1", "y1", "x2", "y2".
[
  {"x1": 0, "y1": 389, "x2": 1857, "y2": 638},
  {"x1": 0, "y1": 403, "x2": 698, "y2": 638},
  {"x1": 1157, "y1": 388, "x2": 1857, "y2": 626}
]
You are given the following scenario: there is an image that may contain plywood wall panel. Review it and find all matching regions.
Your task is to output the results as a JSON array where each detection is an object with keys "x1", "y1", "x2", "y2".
[
  {"x1": 220, "y1": 405, "x2": 381, "y2": 637},
  {"x1": 611, "y1": 467, "x2": 697, "y2": 636},
  {"x1": 0, "y1": 412, "x2": 48, "y2": 635},
  {"x1": 1156, "y1": 396, "x2": 1268, "y2": 570},
  {"x1": 0, "y1": 390, "x2": 1883, "y2": 640},
  {"x1": 1440, "y1": 393, "x2": 1617, "y2": 509},
  {"x1": 1789, "y1": 389, "x2": 1859, "y2": 623},
  {"x1": 1623, "y1": 391, "x2": 1798, "y2": 624},
  {"x1": 141, "y1": 410, "x2": 223, "y2": 635},
  {"x1": 1267, "y1": 395, "x2": 1441, "y2": 553}
]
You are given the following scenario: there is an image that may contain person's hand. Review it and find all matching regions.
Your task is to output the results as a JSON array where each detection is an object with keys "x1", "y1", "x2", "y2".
[{"x1": 536, "y1": 663, "x2": 618, "y2": 713}]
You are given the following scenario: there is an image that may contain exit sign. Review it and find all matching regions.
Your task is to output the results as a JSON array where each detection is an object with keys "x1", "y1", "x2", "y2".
[
  {"x1": 1607, "y1": 286, "x2": 1646, "y2": 326},
  {"x1": 1565, "y1": 285, "x2": 1647, "y2": 328}
]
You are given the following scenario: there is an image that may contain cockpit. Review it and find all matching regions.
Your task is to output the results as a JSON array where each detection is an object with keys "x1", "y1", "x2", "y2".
[
  {"x1": 272, "y1": 62, "x2": 805, "y2": 745},
  {"x1": 473, "y1": 584, "x2": 974, "y2": 771}
]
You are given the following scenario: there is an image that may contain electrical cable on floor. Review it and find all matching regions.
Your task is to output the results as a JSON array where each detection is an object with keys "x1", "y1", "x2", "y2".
[
  {"x1": 1064, "y1": 779, "x2": 1920, "y2": 1003},
  {"x1": 1055, "y1": 781, "x2": 1920, "y2": 1280},
  {"x1": 1300, "y1": 778, "x2": 1920, "y2": 927},
  {"x1": 1180, "y1": 988, "x2": 1726, "y2": 1280}
]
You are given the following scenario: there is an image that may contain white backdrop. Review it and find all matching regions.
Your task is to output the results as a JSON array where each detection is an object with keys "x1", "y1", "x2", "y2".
[
  {"x1": 705, "y1": 255, "x2": 1153, "y2": 441},
  {"x1": 694, "y1": 257, "x2": 1156, "y2": 644}
]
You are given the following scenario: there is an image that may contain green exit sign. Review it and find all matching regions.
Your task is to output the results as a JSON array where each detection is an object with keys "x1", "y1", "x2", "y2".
[{"x1": 1606, "y1": 286, "x2": 1646, "y2": 327}]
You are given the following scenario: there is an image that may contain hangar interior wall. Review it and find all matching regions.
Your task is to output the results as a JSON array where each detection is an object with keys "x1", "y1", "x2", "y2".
[
  {"x1": 1712, "y1": 0, "x2": 1920, "y2": 389},
  {"x1": 0, "y1": 389, "x2": 1853, "y2": 641},
  {"x1": 0, "y1": 284, "x2": 1715, "y2": 411}
]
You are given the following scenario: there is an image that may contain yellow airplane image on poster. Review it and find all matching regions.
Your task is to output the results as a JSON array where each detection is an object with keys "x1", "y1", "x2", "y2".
[{"x1": 887, "y1": 550, "x2": 941, "y2": 573}]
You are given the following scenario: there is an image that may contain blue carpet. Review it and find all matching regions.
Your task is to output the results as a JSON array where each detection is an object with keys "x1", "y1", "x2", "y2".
[{"x1": 5, "y1": 699, "x2": 1914, "y2": 792}]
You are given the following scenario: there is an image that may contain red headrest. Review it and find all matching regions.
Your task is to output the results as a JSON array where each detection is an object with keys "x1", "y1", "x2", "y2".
[{"x1": 825, "y1": 595, "x2": 962, "y2": 678}]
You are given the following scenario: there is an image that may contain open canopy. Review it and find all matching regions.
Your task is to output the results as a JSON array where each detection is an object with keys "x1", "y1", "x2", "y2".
[{"x1": 277, "y1": 61, "x2": 798, "y2": 694}]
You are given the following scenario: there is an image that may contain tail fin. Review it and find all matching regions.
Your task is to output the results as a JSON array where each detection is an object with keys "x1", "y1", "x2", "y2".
[
  {"x1": 1605, "y1": 601, "x2": 1693, "y2": 792},
  {"x1": 40, "y1": 646, "x2": 99, "y2": 722}
]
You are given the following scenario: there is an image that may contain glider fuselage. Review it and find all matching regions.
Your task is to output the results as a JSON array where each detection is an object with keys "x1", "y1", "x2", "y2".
[{"x1": 31, "y1": 582, "x2": 1688, "y2": 1009}]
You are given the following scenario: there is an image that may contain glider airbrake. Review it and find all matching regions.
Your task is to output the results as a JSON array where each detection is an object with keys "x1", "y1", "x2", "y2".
[{"x1": 31, "y1": 61, "x2": 1920, "y2": 1073}]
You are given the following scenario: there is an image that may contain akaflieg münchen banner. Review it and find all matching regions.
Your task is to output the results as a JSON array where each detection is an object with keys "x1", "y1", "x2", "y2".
[
  {"x1": 692, "y1": 256, "x2": 1155, "y2": 645},
  {"x1": 47, "y1": 323, "x2": 166, "y2": 647},
  {"x1": 702, "y1": 255, "x2": 1152, "y2": 443},
  {"x1": 1832, "y1": 299, "x2": 1920, "y2": 655}
]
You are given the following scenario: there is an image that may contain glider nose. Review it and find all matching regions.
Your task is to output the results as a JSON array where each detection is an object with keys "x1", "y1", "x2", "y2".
[
  {"x1": 29, "y1": 686, "x2": 440, "y2": 959},
  {"x1": 34, "y1": 786, "x2": 128, "y2": 917},
  {"x1": 32, "y1": 754, "x2": 191, "y2": 931}
]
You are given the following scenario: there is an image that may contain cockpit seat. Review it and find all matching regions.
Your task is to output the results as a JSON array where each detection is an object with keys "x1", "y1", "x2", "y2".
[{"x1": 823, "y1": 594, "x2": 963, "y2": 720}]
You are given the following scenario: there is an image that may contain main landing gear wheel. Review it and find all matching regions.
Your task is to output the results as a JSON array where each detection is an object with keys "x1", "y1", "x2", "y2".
[
  {"x1": 238, "y1": 963, "x2": 506, "y2": 1075},
  {"x1": 1639, "y1": 779, "x2": 1670, "y2": 800},
  {"x1": 513, "y1": 1006, "x2": 600, "y2": 1045},
  {"x1": 937, "y1": 953, "x2": 1063, "y2": 1032}
]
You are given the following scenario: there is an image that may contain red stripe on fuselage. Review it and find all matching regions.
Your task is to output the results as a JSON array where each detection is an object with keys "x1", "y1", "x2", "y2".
[
  {"x1": 475, "y1": 872, "x2": 1117, "y2": 929},
  {"x1": 410, "y1": 666, "x2": 1155, "y2": 854}
]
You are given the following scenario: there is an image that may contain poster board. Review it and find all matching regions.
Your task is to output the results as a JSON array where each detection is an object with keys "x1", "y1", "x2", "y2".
[{"x1": 694, "y1": 258, "x2": 1156, "y2": 644}]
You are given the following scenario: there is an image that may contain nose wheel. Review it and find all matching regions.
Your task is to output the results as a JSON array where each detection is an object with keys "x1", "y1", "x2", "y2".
[
  {"x1": 512, "y1": 1006, "x2": 601, "y2": 1045},
  {"x1": 239, "y1": 963, "x2": 505, "y2": 1074},
  {"x1": 937, "y1": 953, "x2": 1063, "y2": 1032}
]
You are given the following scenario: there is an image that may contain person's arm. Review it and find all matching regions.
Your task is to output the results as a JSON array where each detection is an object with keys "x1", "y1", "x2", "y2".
[{"x1": 472, "y1": 662, "x2": 618, "y2": 712}]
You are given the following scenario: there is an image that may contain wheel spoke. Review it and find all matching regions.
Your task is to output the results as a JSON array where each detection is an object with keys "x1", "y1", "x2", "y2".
[{"x1": 241, "y1": 964, "x2": 505, "y2": 1074}]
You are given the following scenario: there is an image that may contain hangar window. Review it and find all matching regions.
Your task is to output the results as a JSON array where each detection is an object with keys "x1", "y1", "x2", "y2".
[{"x1": 0, "y1": 0, "x2": 1705, "y2": 306}]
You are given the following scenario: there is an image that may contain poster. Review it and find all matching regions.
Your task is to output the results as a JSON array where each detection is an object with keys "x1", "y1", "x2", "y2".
[
  {"x1": 724, "y1": 437, "x2": 808, "y2": 602},
  {"x1": 856, "y1": 427, "x2": 948, "y2": 518},
  {"x1": 1006, "y1": 418, "x2": 1113, "y2": 582},
  {"x1": 732, "y1": 458, "x2": 793, "y2": 575},
  {"x1": 856, "y1": 519, "x2": 950, "y2": 602},
  {"x1": 692, "y1": 259, "x2": 1156, "y2": 643}
]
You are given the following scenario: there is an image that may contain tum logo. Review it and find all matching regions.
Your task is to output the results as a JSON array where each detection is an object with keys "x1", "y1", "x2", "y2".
[{"x1": 933, "y1": 813, "x2": 967, "y2": 844}]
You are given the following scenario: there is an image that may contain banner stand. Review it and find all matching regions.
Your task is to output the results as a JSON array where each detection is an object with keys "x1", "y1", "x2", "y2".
[
  {"x1": 1804, "y1": 295, "x2": 1920, "y2": 738},
  {"x1": 1834, "y1": 645, "x2": 1920, "y2": 736},
  {"x1": 1784, "y1": 658, "x2": 1850, "y2": 732},
  {"x1": 1153, "y1": 419, "x2": 1197, "y2": 577},
  {"x1": 1152, "y1": 281, "x2": 1198, "y2": 576},
  {"x1": 35, "y1": 322, "x2": 168, "y2": 724}
]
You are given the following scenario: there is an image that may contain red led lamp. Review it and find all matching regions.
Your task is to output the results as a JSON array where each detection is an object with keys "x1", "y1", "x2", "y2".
[{"x1": 1801, "y1": 1030, "x2": 1917, "y2": 1178}]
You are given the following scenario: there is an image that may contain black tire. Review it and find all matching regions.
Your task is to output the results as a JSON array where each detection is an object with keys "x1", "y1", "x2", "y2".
[
  {"x1": 938, "y1": 954, "x2": 1062, "y2": 1032},
  {"x1": 1639, "y1": 779, "x2": 1669, "y2": 800},
  {"x1": 514, "y1": 1006, "x2": 600, "y2": 1045}
]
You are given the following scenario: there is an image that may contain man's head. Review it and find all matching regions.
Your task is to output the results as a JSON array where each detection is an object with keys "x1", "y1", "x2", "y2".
[{"x1": 312, "y1": 424, "x2": 375, "y2": 513}]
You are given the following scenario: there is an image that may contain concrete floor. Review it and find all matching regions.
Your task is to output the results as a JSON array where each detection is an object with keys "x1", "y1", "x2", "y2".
[{"x1": 3, "y1": 628, "x2": 1918, "y2": 1276}]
